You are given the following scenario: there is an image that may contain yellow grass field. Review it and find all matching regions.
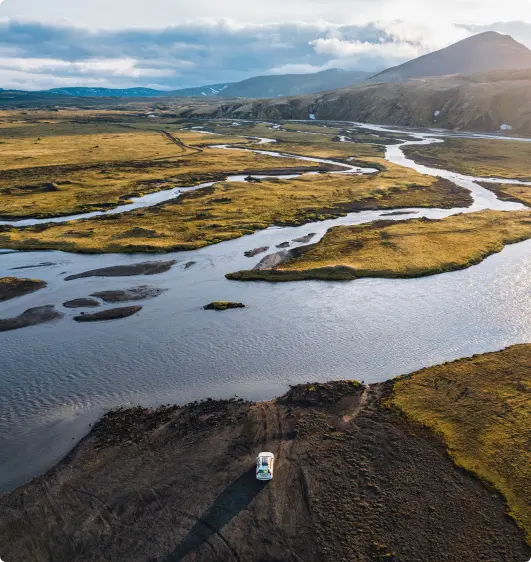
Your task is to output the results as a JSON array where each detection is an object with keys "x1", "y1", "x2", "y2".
[
  {"x1": 392, "y1": 345, "x2": 531, "y2": 542},
  {"x1": 0, "y1": 161, "x2": 470, "y2": 253},
  {"x1": 0, "y1": 121, "x2": 327, "y2": 218}
]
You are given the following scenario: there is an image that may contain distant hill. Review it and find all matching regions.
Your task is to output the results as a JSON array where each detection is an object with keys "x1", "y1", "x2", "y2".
[
  {"x1": 48, "y1": 87, "x2": 162, "y2": 97},
  {"x1": 370, "y1": 32, "x2": 531, "y2": 83},
  {"x1": 11, "y1": 69, "x2": 371, "y2": 101},
  {"x1": 170, "y1": 68, "x2": 531, "y2": 134},
  {"x1": 169, "y1": 69, "x2": 372, "y2": 98}
]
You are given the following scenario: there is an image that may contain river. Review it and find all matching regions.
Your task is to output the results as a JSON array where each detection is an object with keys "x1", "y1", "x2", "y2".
[{"x1": 1, "y1": 121, "x2": 530, "y2": 492}]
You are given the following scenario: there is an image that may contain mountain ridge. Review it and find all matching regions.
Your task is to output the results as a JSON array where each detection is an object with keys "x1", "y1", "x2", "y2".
[{"x1": 369, "y1": 31, "x2": 531, "y2": 82}]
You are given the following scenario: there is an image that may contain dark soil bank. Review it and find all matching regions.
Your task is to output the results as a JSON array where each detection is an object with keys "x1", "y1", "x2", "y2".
[
  {"x1": 63, "y1": 298, "x2": 101, "y2": 308},
  {"x1": 0, "y1": 305, "x2": 62, "y2": 332},
  {"x1": 73, "y1": 306, "x2": 142, "y2": 322},
  {"x1": 0, "y1": 276, "x2": 47, "y2": 302},
  {"x1": 64, "y1": 260, "x2": 177, "y2": 281},
  {"x1": 90, "y1": 285, "x2": 167, "y2": 303},
  {"x1": 0, "y1": 382, "x2": 528, "y2": 562}
]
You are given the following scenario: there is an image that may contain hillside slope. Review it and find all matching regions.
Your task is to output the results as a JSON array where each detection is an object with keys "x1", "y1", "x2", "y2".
[
  {"x1": 370, "y1": 31, "x2": 531, "y2": 82},
  {"x1": 173, "y1": 69, "x2": 531, "y2": 133}
]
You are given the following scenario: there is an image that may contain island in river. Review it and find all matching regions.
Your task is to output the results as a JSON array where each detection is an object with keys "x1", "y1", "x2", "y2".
[
  {"x1": 227, "y1": 210, "x2": 531, "y2": 282},
  {"x1": 0, "y1": 346, "x2": 529, "y2": 561},
  {"x1": 0, "y1": 304, "x2": 62, "y2": 332}
]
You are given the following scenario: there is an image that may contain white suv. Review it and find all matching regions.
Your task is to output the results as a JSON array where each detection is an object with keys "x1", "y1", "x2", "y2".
[{"x1": 256, "y1": 452, "x2": 275, "y2": 481}]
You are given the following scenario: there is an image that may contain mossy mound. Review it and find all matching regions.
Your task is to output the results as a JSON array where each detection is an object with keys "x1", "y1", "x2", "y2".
[
  {"x1": 0, "y1": 276, "x2": 47, "y2": 302},
  {"x1": 279, "y1": 380, "x2": 362, "y2": 406},
  {"x1": 203, "y1": 301, "x2": 246, "y2": 311}
]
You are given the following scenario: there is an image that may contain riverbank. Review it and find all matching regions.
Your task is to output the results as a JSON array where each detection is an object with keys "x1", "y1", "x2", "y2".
[{"x1": 1, "y1": 347, "x2": 529, "y2": 561}]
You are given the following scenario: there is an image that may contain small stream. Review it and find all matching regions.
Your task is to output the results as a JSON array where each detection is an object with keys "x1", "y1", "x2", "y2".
[{"x1": 1, "y1": 121, "x2": 531, "y2": 493}]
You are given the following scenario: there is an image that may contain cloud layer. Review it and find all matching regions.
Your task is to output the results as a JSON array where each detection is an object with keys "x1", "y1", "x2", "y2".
[{"x1": 0, "y1": 19, "x2": 477, "y2": 90}]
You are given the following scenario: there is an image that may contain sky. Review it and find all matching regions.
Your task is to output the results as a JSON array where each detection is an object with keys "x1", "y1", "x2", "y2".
[{"x1": 2, "y1": 0, "x2": 531, "y2": 90}]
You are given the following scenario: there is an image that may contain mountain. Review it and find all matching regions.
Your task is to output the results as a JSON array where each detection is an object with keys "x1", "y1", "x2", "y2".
[
  {"x1": 48, "y1": 87, "x2": 162, "y2": 97},
  {"x1": 370, "y1": 31, "x2": 531, "y2": 83},
  {"x1": 170, "y1": 68, "x2": 531, "y2": 134},
  {"x1": 169, "y1": 69, "x2": 372, "y2": 98}
]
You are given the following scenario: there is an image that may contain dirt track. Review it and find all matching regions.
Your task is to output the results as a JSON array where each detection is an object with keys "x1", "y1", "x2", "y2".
[{"x1": 0, "y1": 382, "x2": 529, "y2": 562}]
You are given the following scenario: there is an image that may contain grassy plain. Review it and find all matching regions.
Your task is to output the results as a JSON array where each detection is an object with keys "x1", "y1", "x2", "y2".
[
  {"x1": 0, "y1": 161, "x2": 471, "y2": 253},
  {"x1": 392, "y1": 344, "x2": 531, "y2": 542},
  {"x1": 227, "y1": 210, "x2": 531, "y2": 281},
  {"x1": 403, "y1": 138, "x2": 531, "y2": 180},
  {"x1": 0, "y1": 121, "x2": 330, "y2": 218}
]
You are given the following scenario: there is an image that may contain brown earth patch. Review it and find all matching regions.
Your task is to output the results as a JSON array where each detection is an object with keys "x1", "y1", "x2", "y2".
[{"x1": 0, "y1": 381, "x2": 528, "y2": 561}]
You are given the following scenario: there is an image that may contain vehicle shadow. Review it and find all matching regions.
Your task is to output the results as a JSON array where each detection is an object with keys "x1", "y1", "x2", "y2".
[{"x1": 166, "y1": 467, "x2": 267, "y2": 561}]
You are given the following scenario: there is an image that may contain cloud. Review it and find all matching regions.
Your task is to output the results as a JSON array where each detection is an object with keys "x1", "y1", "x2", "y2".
[
  {"x1": 3, "y1": 0, "x2": 531, "y2": 29},
  {"x1": 0, "y1": 0, "x2": 387, "y2": 28},
  {"x1": 0, "y1": 17, "x2": 505, "y2": 91},
  {"x1": 269, "y1": 63, "x2": 331, "y2": 74},
  {"x1": 463, "y1": 20, "x2": 531, "y2": 45},
  {"x1": 310, "y1": 38, "x2": 421, "y2": 60},
  {"x1": 0, "y1": 57, "x2": 180, "y2": 77}
]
